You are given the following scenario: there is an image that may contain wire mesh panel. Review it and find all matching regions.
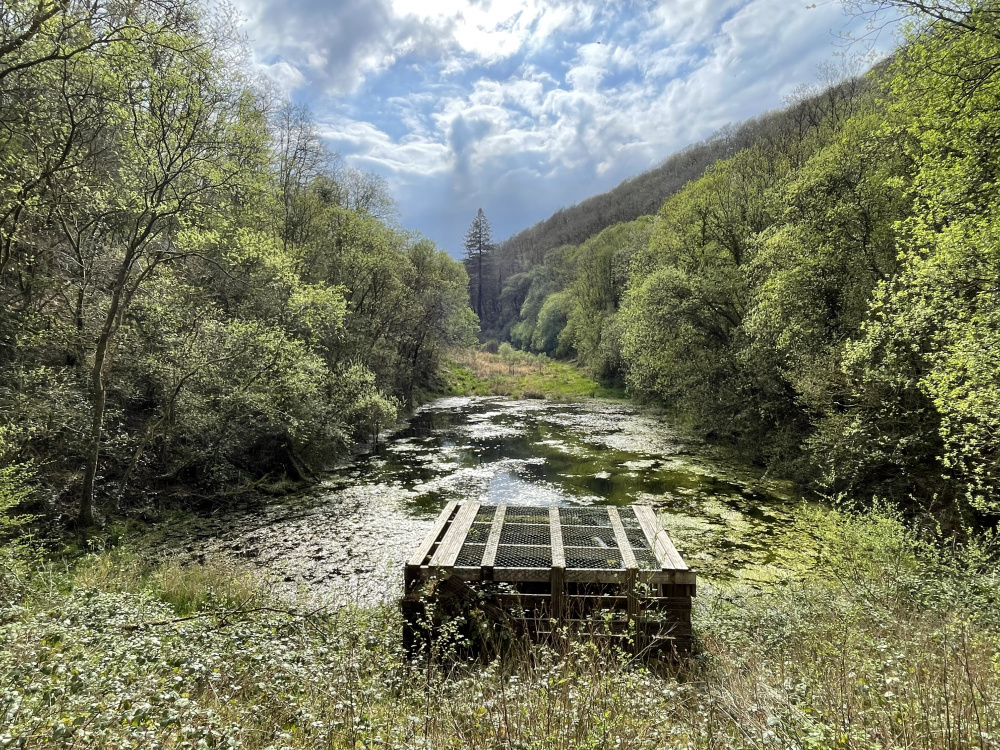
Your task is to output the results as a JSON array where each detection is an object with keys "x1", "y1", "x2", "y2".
[
  {"x1": 464, "y1": 523, "x2": 491, "y2": 544},
  {"x1": 559, "y1": 508, "x2": 612, "y2": 527},
  {"x1": 503, "y1": 507, "x2": 551, "y2": 524},
  {"x1": 495, "y1": 545, "x2": 551, "y2": 568},
  {"x1": 564, "y1": 547, "x2": 625, "y2": 569},
  {"x1": 500, "y1": 523, "x2": 550, "y2": 546},
  {"x1": 562, "y1": 526, "x2": 618, "y2": 549},
  {"x1": 633, "y1": 549, "x2": 660, "y2": 569},
  {"x1": 457, "y1": 543, "x2": 485, "y2": 567},
  {"x1": 625, "y1": 528, "x2": 652, "y2": 550},
  {"x1": 618, "y1": 508, "x2": 643, "y2": 528},
  {"x1": 474, "y1": 505, "x2": 497, "y2": 523}
]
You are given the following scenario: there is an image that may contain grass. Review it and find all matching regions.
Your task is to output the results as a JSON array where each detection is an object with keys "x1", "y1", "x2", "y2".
[
  {"x1": 2, "y1": 507, "x2": 999, "y2": 749},
  {"x1": 437, "y1": 348, "x2": 626, "y2": 400}
]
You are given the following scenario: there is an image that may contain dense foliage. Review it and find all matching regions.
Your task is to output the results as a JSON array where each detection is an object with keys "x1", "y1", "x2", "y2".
[
  {"x1": 0, "y1": 0, "x2": 477, "y2": 523},
  {"x1": 487, "y1": 4, "x2": 1000, "y2": 517}
]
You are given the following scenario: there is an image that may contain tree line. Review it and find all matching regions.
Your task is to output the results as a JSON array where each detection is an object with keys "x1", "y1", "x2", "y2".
[
  {"x1": 480, "y1": 0, "x2": 1000, "y2": 520},
  {"x1": 469, "y1": 63, "x2": 874, "y2": 340},
  {"x1": 0, "y1": 0, "x2": 478, "y2": 525}
]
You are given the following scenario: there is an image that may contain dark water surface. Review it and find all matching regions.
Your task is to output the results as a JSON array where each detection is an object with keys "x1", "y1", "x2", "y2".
[{"x1": 156, "y1": 397, "x2": 809, "y2": 604}]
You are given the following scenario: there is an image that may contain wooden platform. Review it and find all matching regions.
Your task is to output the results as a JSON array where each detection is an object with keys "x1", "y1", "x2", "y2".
[{"x1": 403, "y1": 502, "x2": 695, "y2": 654}]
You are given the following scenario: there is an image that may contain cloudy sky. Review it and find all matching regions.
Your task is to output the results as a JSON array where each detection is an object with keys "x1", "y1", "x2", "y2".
[{"x1": 232, "y1": 0, "x2": 897, "y2": 256}]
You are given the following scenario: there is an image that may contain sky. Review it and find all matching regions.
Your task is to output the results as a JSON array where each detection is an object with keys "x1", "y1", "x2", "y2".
[{"x1": 231, "y1": 0, "x2": 898, "y2": 257}]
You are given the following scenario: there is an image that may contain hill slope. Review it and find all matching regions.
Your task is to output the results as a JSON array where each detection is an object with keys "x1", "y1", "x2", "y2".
[{"x1": 470, "y1": 71, "x2": 872, "y2": 339}]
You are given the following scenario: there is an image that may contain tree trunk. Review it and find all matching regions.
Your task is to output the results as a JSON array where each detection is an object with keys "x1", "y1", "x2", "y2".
[
  {"x1": 476, "y1": 248, "x2": 483, "y2": 321},
  {"x1": 79, "y1": 329, "x2": 110, "y2": 526},
  {"x1": 79, "y1": 259, "x2": 131, "y2": 526}
]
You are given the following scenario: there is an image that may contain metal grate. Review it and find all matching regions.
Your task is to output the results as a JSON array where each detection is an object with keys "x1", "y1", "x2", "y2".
[
  {"x1": 564, "y1": 547, "x2": 625, "y2": 569},
  {"x1": 500, "y1": 523, "x2": 550, "y2": 546},
  {"x1": 474, "y1": 505, "x2": 497, "y2": 522},
  {"x1": 625, "y1": 528, "x2": 652, "y2": 550},
  {"x1": 562, "y1": 526, "x2": 618, "y2": 549},
  {"x1": 559, "y1": 508, "x2": 611, "y2": 527},
  {"x1": 504, "y1": 508, "x2": 551, "y2": 524},
  {"x1": 421, "y1": 504, "x2": 673, "y2": 572},
  {"x1": 633, "y1": 549, "x2": 660, "y2": 569},
  {"x1": 618, "y1": 508, "x2": 643, "y2": 528},
  {"x1": 465, "y1": 523, "x2": 491, "y2": 544},
  {"x1": 495, "y1": 544, "x2": 551, "y2": 568},
  {"x1": 457, "y1": 543, "x2": 485, "y2": 567}
]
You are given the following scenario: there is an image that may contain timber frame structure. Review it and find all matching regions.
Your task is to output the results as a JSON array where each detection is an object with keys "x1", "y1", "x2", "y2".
[{"x1": 402, "y1": 502, "x2": 695, "y2": 654}]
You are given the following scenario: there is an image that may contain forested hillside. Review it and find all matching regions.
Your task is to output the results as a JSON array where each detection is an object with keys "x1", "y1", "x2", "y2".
[
  {"x1": 469, "y1": 69, "x2": 872, "y2": 339},
  {"x1": 0, "y1": 0, "x2": 477, "y2": 525},
  {"x1": 491, "y1": 5, "x2": 1000, "y2": 519}
]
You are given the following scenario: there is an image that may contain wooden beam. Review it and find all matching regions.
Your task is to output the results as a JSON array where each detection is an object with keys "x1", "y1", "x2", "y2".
[
  {"x1": 633, "y1": 505, "x2": 688, "y2": 571},
  {"x1": 480, "y1": 503, "x2": 507, "y2": 579},
  {"x1": 564, "y1": 569, "x2": 628, "y2": 584},
  {"x1": 608, "y1": 507, "x2": 638, "y2": 570},
  {"x1": 645, "y1": 570, "x2": 696, "y2": 585},
  {"x1": 492, "y1": 568, "x2": 557, "y2": 583},
  {"x1": 632, "y1": 505, "x2": 665, "y2": 565},
  {"x1": 550, "y1": 505, "x2": 565, "y2": 620},
  {"x1": 429, "y1": 501, "x2": 480, "y2": 569},
  {"x1": 549, "y1": 506, "x2": 566, "y2": 568},
  {"x1": 407, "y1": 500, "x2": 458, "y2": 568},
  {"x1": 609, "y1": 507, "x2": 641, "y2": 630}
]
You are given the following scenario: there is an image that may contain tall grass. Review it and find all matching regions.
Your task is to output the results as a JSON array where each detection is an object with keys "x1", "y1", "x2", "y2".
[
  {"x1": 441, "y1": 349, "x2": 623, "y2": 400},
  {"x1": 1, "y1": 507, "x2": 998, "y2": 748}
]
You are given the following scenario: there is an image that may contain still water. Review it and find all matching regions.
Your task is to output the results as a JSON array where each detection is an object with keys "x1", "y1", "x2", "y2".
[{"x1": 157, "y1": 397, "x2": 810, "y2": 604}]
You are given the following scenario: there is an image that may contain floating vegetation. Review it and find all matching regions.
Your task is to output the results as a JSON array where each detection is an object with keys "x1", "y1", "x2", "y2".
[{"x1": 149, "y1": 397, "x2": 815, "y2": 605}]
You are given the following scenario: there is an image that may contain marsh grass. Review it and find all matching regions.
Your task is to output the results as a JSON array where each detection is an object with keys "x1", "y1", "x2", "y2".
[
  {"x1": 440, "y1": 349, "x2": 625, "y2": 400},
  {"x1": 1, "y1": 507, "x2": 999, "y2": 749}
]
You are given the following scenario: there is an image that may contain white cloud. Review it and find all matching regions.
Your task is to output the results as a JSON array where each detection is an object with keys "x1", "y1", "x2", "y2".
[
  {"x1": 231, "y1": 0, "x2": 897, "y2": 251},
  {"x1": 260, "y1": 60, "x2": 306, "y2": 92}
]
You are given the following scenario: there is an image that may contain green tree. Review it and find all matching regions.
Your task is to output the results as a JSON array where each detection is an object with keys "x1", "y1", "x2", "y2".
[
  {"x1": 841, "y1": 13, "x2": 1000, "y2": 513},
  {"x1": 463, "y1": 208, "x2": 493, "y2": 323}
]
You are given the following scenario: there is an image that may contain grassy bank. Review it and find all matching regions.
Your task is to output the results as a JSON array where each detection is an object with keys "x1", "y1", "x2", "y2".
[
  {"x1": 437, "y1": 349, "x2": 625, "y2": 400},
  {"x1": 2, "y1": 508, "x2": 998, "y2": 749}
]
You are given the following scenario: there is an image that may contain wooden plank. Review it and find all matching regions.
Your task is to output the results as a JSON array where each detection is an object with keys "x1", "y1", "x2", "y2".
[
  {"x1": 480, "y1": 504, "x2": 507, "y2": 577},
  {"x1": 491, "y1": 568, "x2": 552, "y2": 583},
  {"x1": 550, "y1": 506, "x2": 566, "y2": 620},
  {"x1": 633, "y1": 505, "x2": 688, "y2": 571},
  {"x1": 646, "y1": 570, "x2": 697, "y2": 585},
  {"x1": 565, "y1": 569, "x2": 629, "y2": 584},
  {"x1": 606, "y1": 507, "x2": 639, "y2": 626},
  {"x1": 632, "y1": 504, "x2": 667, "y2": 567},
  {"x1": 407, "y1": 500, "x2": 458, "y2": 567},
  {"x1": 655, "y1": 533, "x2": 688, "y2": 571},
  {"x1": 549, "y1": 506, "x2": 566, "y2": 568},
  {"x1": 608, "y1": 507, "x2": 638, "y2": 571},
  {"x1": 429, "y1": 502, "x2": 480, "y2": 569}
]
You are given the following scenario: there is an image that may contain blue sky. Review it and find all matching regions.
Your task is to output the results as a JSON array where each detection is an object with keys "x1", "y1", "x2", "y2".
[{"x1": 232, "y1": 0, "x2": 898, "y2": 256}]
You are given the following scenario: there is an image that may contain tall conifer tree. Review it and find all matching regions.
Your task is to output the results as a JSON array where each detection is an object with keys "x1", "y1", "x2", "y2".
[{"x1": 463, "y1": 208, "x2": 493, "y2": 322}]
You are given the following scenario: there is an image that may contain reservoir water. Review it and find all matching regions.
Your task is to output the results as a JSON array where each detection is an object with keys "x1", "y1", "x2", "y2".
[{"x1": 155, "y1": 397, "x2": 808, "y2": 604}]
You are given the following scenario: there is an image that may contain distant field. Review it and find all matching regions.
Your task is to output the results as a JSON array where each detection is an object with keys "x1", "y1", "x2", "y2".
[{"x1": 437, "y1": 348, "x2": 626, "y2": 400}]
